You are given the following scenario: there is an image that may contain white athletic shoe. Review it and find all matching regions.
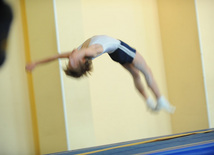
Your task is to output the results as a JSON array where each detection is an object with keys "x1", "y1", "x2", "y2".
[
  {"x1": 146, "y1": 97, "x2": 157, "y2": 111},
  {"x1": 156, "y1": 96, "x2": 176, "y2": 113}
]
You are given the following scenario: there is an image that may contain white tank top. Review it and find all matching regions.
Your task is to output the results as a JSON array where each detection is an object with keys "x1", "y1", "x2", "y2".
[{"x1": 78, "y1": 35, "x2": 120, "y2": 54}]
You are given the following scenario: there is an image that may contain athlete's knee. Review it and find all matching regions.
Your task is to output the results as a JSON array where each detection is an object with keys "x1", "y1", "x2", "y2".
[
  {"x1": 132, "y1": 70, "x2": 140, "y2": 79},
  {"x1": 146, "y1": 75, "x2": 153, "y2": 88},
  {"x1": 133, "y1": 74, "x2": 143, "y2": 91},
  {"x1": 144, "y1": 69, "x2": 154, "y2": 88}
]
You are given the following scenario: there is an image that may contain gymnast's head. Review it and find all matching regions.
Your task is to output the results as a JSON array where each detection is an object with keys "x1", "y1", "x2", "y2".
[{"x1": 64, "y1": 56, "x2": 93, "y2": 78}]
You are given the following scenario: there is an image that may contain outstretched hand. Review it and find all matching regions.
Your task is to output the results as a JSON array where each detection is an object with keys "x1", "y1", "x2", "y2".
[{"x1": 25, "y1": 63, "x2": 36, "y2": 72}]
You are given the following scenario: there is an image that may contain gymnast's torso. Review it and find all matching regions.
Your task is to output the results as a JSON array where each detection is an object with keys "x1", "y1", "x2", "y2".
[
  {"x1": 78, "y1": 35, "x2": 120, "y2": 54},
  {"x1": 78, "y1": 35, "x2": 136, "y2": 64}
]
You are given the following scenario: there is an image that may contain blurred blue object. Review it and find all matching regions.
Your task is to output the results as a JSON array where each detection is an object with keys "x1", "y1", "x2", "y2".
[{"x1": 0, "y1": 0, "x2": 13, "y2": 66}]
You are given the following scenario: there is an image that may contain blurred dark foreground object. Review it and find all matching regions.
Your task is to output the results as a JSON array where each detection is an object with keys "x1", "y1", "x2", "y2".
[{"x1": 0, "y1": 0, "x2": 13, "y2": 67}]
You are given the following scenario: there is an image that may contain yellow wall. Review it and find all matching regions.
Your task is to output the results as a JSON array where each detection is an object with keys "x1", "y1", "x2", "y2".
[
  {"x1": 54, "y1": 0, "x2": 96, "y2": 150},
  {"x1": 82, "y1": 0, "x2": 171, "y2": 145},
  {"x1": 1, "y1": 0, "x2": 211, "y2": 154},
  {"x1": 55, "y1": 0, "x2": 172, "y2": 150},
  {"x1": 195, "y1": 0, "x2": 214, "y2": 127},
  {"x1": 24, "y1": 0, "x2": 67, "y2": 154},
  {"x1": 0, "y1": 0, "x2": 35, "y2": 154},
  {"x1": 157, "y1": 0, "x2": 209, "y2": 133}
]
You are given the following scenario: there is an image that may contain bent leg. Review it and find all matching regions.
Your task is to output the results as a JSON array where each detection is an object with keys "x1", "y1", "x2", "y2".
[
  {"x1": 132, "y1": 51, "x2": 175, "y2": 113},
  {"x1": 132, "y1": 51, "x2": 161, "y2": 99},
  {"x1": 122, "y1": 63, "x2": 156, "y2": 110},
  {"x1": 122, "y1": 63, "x2": 148, "y2": 99}
]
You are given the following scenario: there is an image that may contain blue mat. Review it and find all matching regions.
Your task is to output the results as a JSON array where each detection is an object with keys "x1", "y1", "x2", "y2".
[
  {"x1": 149, "y1": 141, "x2": 214, "y2": 155},
  {"x1": 48, "y1": 129, "x2": 214, "y2": 155}
]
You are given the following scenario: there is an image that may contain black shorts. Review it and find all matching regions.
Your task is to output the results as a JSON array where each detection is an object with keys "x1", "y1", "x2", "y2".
[{"x1": 108, "y1": 40, "x2": 136, "y2": 65}]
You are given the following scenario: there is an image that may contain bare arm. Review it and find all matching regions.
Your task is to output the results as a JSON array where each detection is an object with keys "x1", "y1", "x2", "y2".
[{"x1": 25, "y1": 51, "x2": 73, "y2": 72}]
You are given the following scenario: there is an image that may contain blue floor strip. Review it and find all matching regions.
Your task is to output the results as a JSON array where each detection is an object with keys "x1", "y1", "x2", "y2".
[{"x1": 47, "y1": 128, "x2": 214, "y2": 155}]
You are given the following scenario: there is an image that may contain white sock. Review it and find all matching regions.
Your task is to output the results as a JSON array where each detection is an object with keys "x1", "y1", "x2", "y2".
[
  {"x1": 146, "y1": 97, "x2": 157, "y2": 111},
  {"x1": 156, "y1": 96, "x2": 176, "y2": 113}
]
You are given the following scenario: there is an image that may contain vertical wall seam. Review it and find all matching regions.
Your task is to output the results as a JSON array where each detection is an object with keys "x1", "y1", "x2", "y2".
[
  {"x1": 194, "y1": 0, "x2": 211, "y2": 128},
  {"x1": 19, "y1": 0, "x2": 41, "y2": 154},
  {"x1": 53, "y1": 0, "x2": 70, "y2": 150}
]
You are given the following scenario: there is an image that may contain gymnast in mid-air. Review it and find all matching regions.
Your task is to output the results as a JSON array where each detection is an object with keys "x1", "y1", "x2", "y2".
[{"x1": 26, "y1": 35, "x2": 175, "y2": 113}]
